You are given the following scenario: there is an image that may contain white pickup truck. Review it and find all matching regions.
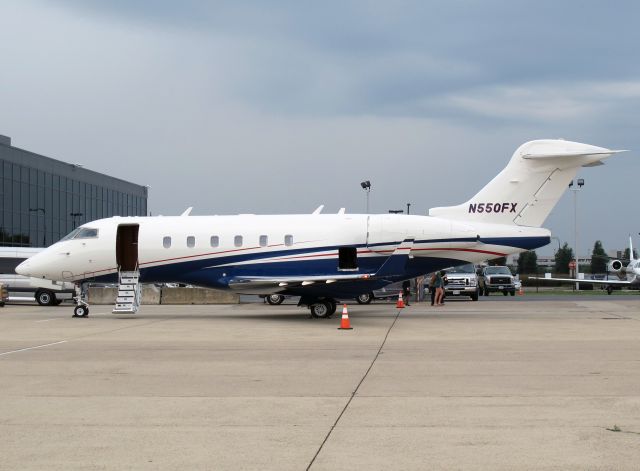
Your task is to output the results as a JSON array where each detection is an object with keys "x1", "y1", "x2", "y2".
[
  {"x1": 478, "y1": 265, "x2": 517, "y2": 296},
  {"x1": 442, "y1": 263, "x2": 480, "y2": 301},
  {"x1": 0, "y1": 247, "x2": 75, "y2": 306}
]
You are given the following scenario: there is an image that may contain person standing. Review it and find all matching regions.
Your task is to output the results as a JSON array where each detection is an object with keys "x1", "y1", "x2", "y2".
[
  {"x1": 429, "y1": 272, "x2": 437, "y2": 306},
  {"x1": 402, "y1": 279, "x2": 411, "y2": 306},
  {"x1": 441, "y1": 271, "x2": 448, "y2": 305},
  {"x1": 434, "y1": 271, "x2": 444, "y2": 306}
]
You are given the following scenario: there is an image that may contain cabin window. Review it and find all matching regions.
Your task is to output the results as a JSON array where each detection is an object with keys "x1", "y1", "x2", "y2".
[
  {"x1": 284, "y1": 234, "x2": 293, "y2": 246},
  {"x1": 338, "y1": 247, "x2": 358, "y2": 270},
  {"x1": 210, "y1": 236, "x2": 219, "y2": 247},
  {"x1": 163, "y1": 236, "x2": 171, "y2": 248},
  {"x1": 186, "y1": 236, "x2": 195, "y2": 248},
  {"x1": 259, "y1": 235, "x2": 268, "y2": 247},
  {"x1": 234, "y1": 235, "x2": 243, "y2": 247}
]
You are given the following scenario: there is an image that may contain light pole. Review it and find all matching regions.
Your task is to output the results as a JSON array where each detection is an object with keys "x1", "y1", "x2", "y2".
[
  {"x1": 569, "y1": 178, "x2": 585, "y2": 290},
  {"x1": 360, "y1": 181, "x2": 371, "y2": 214},
  {"x1": 29, "y1": 208, "x2": 46, "y2": 247}
]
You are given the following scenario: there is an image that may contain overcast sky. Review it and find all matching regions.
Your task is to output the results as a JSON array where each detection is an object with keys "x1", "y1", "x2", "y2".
[{"x1": 1, "y1": 0, "x2": 639, "y2": 255}]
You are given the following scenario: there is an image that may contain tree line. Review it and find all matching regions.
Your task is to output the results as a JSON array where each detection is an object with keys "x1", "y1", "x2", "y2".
[{"x1": 514, "y1": 240, "x2": 634, "y2": 274}]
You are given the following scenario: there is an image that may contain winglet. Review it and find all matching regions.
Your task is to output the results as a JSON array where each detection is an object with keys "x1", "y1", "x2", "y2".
[{"x1": 375, "y1": 238, "x2": 415, "y2": 277}]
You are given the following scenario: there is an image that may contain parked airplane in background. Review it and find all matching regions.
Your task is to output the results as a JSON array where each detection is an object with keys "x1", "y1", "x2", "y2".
[
  {"x1": 16, "y1": 139, "x2": 625, "y2": 318},
  {"x1": 532, "y1": 236, "x2": 640, "y2": 294}
]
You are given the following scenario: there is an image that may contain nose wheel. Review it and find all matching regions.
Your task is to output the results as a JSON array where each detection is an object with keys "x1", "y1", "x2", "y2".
[
  {"x1": 73, "y1": 305, "x2": 89, "y2": 317},
  {"x1": 72, "y1": 283, "x2": 90, "y2": 318}
]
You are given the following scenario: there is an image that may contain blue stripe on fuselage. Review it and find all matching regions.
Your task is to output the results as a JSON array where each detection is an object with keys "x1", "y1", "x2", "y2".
[{"x1": 88, "y1": 235, "x2": 549, "y2": 289}]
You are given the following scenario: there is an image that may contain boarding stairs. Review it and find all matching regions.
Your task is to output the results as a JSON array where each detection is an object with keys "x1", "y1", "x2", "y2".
[{"x1": 112, "y1": 268, "x2": 141, "y2": 314}]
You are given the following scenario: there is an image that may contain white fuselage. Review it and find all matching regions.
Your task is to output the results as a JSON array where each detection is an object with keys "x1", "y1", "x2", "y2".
[{"x1": 17, "y1": 214, "x2": 550, "y2": 297}]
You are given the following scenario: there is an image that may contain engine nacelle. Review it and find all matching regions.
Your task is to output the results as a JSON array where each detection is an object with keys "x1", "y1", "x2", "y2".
[{"x1": 607, "y1": 260, "x2": 623, "y2": 272}]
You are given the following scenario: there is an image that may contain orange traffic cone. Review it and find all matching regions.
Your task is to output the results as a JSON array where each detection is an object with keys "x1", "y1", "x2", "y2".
[
  {"x1": 518, "y1": 285, "x2": 524, "y2": 296},
  {"x1": 396, "y1": 291, "x2": 405, "y2": 308},
  {"x1": 338, "y1": 304, "x2": 353, "y2": 330}
]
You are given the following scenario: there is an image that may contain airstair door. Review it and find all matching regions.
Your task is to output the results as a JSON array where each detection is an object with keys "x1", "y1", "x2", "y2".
[{"x1": 116, "y1": 225, "x2": 139, "y2": 271}]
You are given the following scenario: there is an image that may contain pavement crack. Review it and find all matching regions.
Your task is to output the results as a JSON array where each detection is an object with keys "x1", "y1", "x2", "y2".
[{"x1": 306, "y1": 309, "x2": 402, "y2": 470}]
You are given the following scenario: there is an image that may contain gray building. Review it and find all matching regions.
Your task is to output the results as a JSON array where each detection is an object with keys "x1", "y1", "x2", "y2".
[{"x1": 0, "y1": 134, "x2": 147, "y2": 247}]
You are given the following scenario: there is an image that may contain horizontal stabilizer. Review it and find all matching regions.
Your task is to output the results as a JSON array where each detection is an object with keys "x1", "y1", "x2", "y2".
[
  {"x1": 522, "y1": 150, "x2": 627, "y2": 161},
  {"x1": 429, "y1": 139, "x2": 626, "y2": 227}
]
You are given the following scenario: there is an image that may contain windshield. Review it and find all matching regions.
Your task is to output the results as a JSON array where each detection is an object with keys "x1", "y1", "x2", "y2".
[
  {"x1": 485, "y1": 266, "x2": 511, "y2": 275},
  {"x1": 59, "y1": 227, "x2": 99, "y2": 241},
  {"x1": 444, "y1": 263, "x2": 475, "y2": 274}
]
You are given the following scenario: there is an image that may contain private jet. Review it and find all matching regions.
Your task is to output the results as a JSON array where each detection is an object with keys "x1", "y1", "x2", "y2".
[
  {"x1": 532, "y1": 236, "x2": 640, "y2": 294},
  {"x1": 16, "y1": 139, "x2": 625, "y2": 317}
]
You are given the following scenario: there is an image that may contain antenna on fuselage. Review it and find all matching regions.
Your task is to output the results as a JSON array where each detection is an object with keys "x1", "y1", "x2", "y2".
[
  {"x1": 180, "y1": 207, "x2": 193, "y2": 216},
  {"x1": 338, "y1": 208, "x2": 345, "y2": 215},
  {"x1": 312, "y1": 205, "x2": 324, "y2": 215}
]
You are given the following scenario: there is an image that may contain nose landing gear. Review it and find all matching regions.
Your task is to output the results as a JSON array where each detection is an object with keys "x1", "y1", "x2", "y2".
[{"x1": 72, "y1": 283, "x2": 90, "y2": 317}]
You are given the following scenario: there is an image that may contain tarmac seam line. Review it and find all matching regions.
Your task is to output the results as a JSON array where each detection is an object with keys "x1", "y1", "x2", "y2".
[
  {"x1": 306, "y1": 309, "x2": 402, "y2": 470},
  {"x1": 0, "y1": 340, "x2": 68, "y2": 357}
]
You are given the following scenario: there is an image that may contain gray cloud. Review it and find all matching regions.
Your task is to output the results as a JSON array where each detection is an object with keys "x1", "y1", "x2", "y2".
[{"x1": 1, "y1": 0, "x2": 639, "y2": 254}]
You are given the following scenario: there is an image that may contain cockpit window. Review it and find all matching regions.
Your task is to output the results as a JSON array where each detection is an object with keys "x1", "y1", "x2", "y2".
[
  {"x1": 60, "y1": 228, "x2": 82, "y2": 241},
  {"x1": 75, "y1": 228, "x2": 99, "y2": 239},
  {"x1": 60, "y1": 227, "x2": 99, "y2": 241}
]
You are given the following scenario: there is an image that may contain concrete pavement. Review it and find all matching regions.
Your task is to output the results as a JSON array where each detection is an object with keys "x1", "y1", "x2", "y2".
[{"x1": 1, "y1": 299, "x2": 639, "y2": 470}]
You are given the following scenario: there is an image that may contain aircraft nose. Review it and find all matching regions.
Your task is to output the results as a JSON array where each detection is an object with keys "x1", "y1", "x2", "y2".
[{"x1": 15, "y1": 259, "x2": 30, "y2": 276}]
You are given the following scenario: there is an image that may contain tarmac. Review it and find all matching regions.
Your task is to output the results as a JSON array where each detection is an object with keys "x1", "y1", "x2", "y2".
[{"x1": 1, "y1": 298, "x2": 639, "y2": 470}]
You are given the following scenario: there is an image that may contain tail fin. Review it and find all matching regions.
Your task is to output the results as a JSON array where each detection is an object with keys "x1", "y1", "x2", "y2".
[
  {"x1": 429, "y1": 139, "x2": 624, "y2": 227},
  {"x1": 629, "y1": 235, "x2": 635, "y2": 262}
]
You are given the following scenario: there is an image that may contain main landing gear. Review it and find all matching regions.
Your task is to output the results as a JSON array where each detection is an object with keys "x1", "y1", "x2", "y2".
[
  {"x1": 299, "y1": 296, "x2": 337, "y2": 319},
  {"x1": 72, "y1": 283, "x2": 90, "y2": 318}
]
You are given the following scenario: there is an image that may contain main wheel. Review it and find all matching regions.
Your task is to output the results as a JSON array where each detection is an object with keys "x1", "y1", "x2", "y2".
[
  {"x1": 327, "y1": 300, "x2": 337, "y2": 316},
  {"x1": 470, "y1": 289, "x2": 479, "y2": 301},
  {"x1": 310, "y1": 301, "x2": 332, "y2": 318},
  {"x1": 509, "y1": 290, "x2": 515, "y2": 296},
  {"x1": 502, "y1": 291, "x2": 508, "y2": 296},
  {"x1": 356, "y1": 293, "x2": 373, "y2": 304},
  {"x1": 73, "y1": 305, "x2": 89, "y2": 317},
  {"x1": 266, "y1": 294, "x2": 285, "y2": 305},
  {"x1": 36, "y1": 290, "x2": 55, "y2": 306}
]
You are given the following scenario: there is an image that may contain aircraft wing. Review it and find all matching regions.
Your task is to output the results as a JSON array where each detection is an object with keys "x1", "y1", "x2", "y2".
[
  {"x1": 227, "y1": 239, "x2": 415, "y2": 292},
  {"x1": 227, "y1": 273, "x2": 374, "y2": 292},
  {"x1": 529, "y1": 276, "x2": 631, "y2": 286}
]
